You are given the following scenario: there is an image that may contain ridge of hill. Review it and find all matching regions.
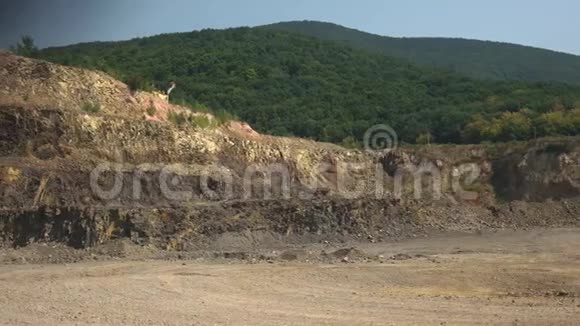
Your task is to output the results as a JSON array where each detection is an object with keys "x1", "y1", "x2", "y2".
[{"x1": 265, "y1": 21, "x2": 580, "y2": 85}]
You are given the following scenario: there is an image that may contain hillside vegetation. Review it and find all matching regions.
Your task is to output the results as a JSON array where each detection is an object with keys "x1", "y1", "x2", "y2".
[
  {"x1": 37, "y1": 27, "x2": 580, "y2": 145},
  {"x1": 266, "y1": 21, "x2": 580, "y2": 85}
]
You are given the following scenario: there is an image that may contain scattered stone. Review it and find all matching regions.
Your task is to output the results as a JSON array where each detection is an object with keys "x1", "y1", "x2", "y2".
[
  {"x1": 390, "y1": 253, "x2": 413, "y2": 261},
  {"x1": 279, "y1": 250, "x2": 301, "y2": 261},
  {"x1": 554, "y1": 290, "x2": 571, "y2": 297},
  {"x1": 222, "y1": 252, "x2": 250, "y2": 260},
  {"x1": 332, "y1": 248, "x2": 367, "y2": 262}
]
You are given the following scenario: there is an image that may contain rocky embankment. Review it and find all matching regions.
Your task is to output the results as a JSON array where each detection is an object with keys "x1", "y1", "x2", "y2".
[{"x1": 0, "y1": 52, "x2": 579, "y2": 253}]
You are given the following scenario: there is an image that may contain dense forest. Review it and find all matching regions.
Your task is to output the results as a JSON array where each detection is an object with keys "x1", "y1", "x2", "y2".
[
  {"x1": 264, "y1": 21, "x2": 580, "y2": 85},
  {"x1": 36, "y1": 27, "x2": 580, "y2": 145},
  {"x1": 266, "y1": 21, "x2": 580, "y2": 85}
]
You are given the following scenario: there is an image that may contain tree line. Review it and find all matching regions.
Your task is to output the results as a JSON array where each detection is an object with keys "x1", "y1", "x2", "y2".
[{"x1": 21, "y1": 28, "x2": 580, "y2": 145}]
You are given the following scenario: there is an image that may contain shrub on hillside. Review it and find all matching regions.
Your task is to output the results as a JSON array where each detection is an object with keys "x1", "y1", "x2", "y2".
[{"x1": 81, "y1": 102, "x2": 101, "y2": 113}]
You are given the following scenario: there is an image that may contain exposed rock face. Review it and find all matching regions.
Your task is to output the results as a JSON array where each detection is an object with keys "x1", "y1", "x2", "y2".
[
  {"x1": 492, "y1": 144, "x2": 580, "y2": 201},
  {"x1": 0, "y1": 52, "x2": 579, "y2": 249}
]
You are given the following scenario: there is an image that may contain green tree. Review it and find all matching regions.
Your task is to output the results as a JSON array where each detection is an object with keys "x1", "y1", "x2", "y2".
[
  {"x1": 12, "y1": 35, "x2": 38, "y2": 58},
  {"x1": 497, "y1": 111, "x2": 533, "y2": 141}
]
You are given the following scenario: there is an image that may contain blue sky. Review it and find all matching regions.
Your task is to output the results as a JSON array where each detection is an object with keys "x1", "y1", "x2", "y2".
[{"x1": 1, "y1": 0, "x2": 578, "y2": 54}]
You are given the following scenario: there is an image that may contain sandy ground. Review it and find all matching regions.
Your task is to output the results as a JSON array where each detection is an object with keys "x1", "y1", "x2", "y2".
[{"x1": 1, "y1": 229, "x2": 580, "y2": 325}]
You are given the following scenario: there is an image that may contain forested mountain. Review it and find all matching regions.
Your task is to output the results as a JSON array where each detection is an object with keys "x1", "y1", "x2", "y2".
[
  {"x1": 265, "y1": 21, "x2": 580, "y2": 85},
  {"x1": 37, "y1": 27, "x2": 580, "y2": 145}
]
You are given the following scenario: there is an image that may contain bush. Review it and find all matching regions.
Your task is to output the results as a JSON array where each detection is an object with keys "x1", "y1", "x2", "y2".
[
  {"x1": 214, "y1": 109, "x2": 238, "y2": 125},
  {"x1": 168, "y1": 111, "x2": 187, "y2": 126},
  {"x1": 189, "y1": 115, "x2": 214, "y2": 129},
  {"x1": 168, "y1": 111, "x2": 218, "y2": 129},
  {"x1": 340, "y1": 136, "x2": 360, "y2": 149},
  {"x1": 146, "y1": 106, "x2": 157, "y2": 117},
  {"x1": 124, "y1": 75, "x2": 153, "y2": 93},
  {"x1": 81, "y1": 102, "x2": 101, "y2": 113}
]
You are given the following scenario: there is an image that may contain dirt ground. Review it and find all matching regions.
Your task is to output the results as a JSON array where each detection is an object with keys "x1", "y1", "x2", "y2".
[{"x1": 0, "y1": 229, "x2": 579, "y2": 325}]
